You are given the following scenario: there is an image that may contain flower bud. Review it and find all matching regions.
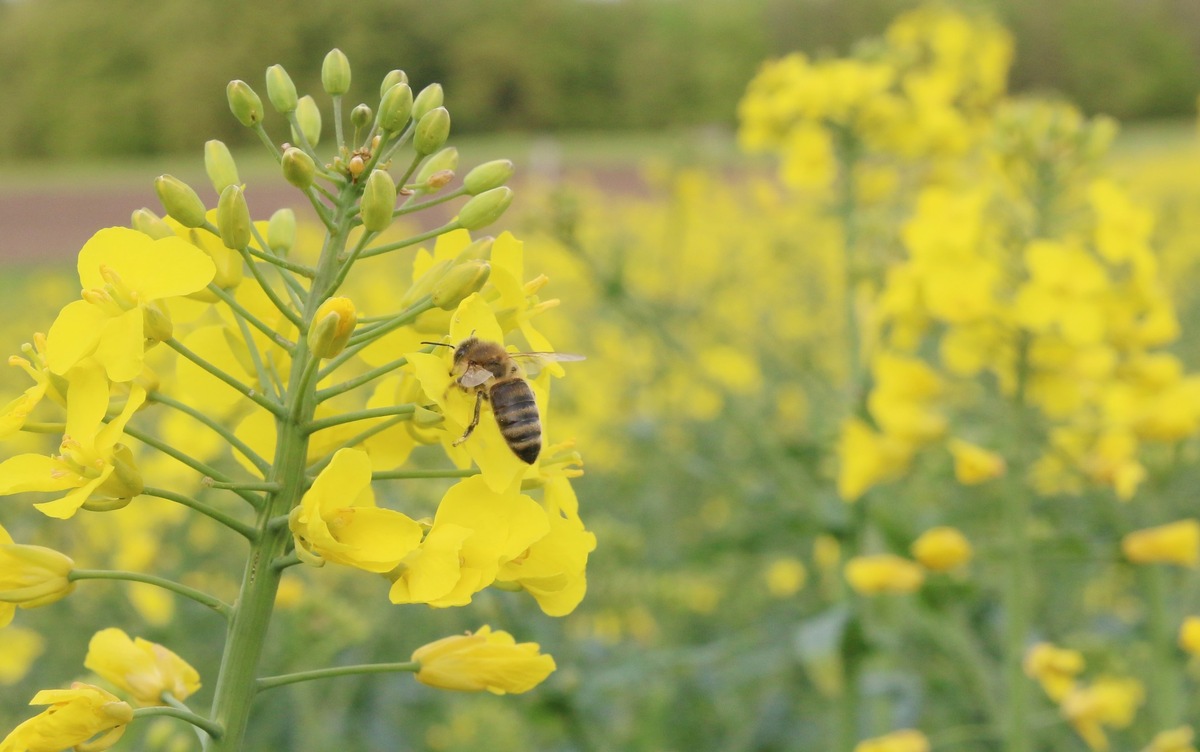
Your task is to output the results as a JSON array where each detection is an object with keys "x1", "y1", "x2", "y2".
[
  {"x1": 268, "y1": 208, "x2": 296, "y2": 255},
  {"x1": 84, "y1": 629, "x2": 201, "y2": 707},
  {"x1": 0, "y1": 524, "x2": 75, "y2": 614},
  {"x1": 265, "y1": 63, "x2": 299, "y2": 114},
  {"x1": 204, "y1": 140, "x2": 240, "y2": 193},
  {"x1": 292, "y1": 95, "x2": 322, "y2": 147},
  {"x1": 414, "y1": 107, "x2": 451, "y2": 156},
  {"x1": 432, "y1": 261, "x2": 490, "y2": 310},
  {"x1": 154, "y1": 175, "x2": 207, "y2": 228},
  {"x1": 281, "y1": 146, "x2": 316, "y2": 189},
  {"x1": 400, "y1": 259, "x2": 453, "y2": 308},
  {"x1": 217, "y1": 184, "x2": 252, "y2": 250},
  {"x1": 413, "y1": 147, "x2": 458, "y2": 188},
  {"x1": 307, "y1": 297, "x2": 357, "y2": 358},
  {"x1": 130, "y1": 208, "x2": 174, "y2": 240},
  {"x1": 141, "y1": 302, "x2": 173, "y2": 344},
  {"x1": 457, "y1": 186, "x2": 513, "y2": 231},
  {"x1": 380, "y1": 69, "x2": 408, "y2": 97},
  {"x1": 411, "y1": 626, "x2": 556, "y2": 694},
  {"x1": 321, "y1": 48, "x2": 352, "y2": 96},
  {"x1": 348, "y1": 104, "x2": 372, "y2": 132},
  {"x1": 378, "y1": 83, "x2": 414, "y2": 133},
  {"x1": 454, "y1": 236, "x2": 494, "y2": 263},
  {"x1": 360, "y1": 170, "x2": 397, "y2": 232},
  {"x1": 226, "y1": 80, "x2": 265, "y2": 127},
  {"x1": 412, "y1": 83, "x2": 444, "y2": 121},
  {"x1": 464, "y1": 159, "x2": 514, "y2": 195},
  {"x1": 1122, "y1": 519, "x2": 1200, "y2": 566},
  {"x1": 910, "y1": 526, "x2": 972, "y2": 571},
  {"x1": 348, "y1": 155, "x2": 366, "y2": 179}
]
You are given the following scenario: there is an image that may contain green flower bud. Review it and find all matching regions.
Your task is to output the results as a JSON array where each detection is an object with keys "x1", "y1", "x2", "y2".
[
  {"x1": 413, "y1": 147, "x2": 458, "y2": 188},
  {"x1": 432, "y1": 261, "x2": 491, "y2": 310},
  {"x1": 400, "y1": 259, "x2": 453, "y2": 308},
  {"x1": 226, "y1": 80, "x2": 264, "y2": 127},
  {"x1": 380, "y1": 69, "x2": 408, "y2": 97},
  {"x1": 464, "y1": 159, "x2": 514, "y2": 195},
  {"x1": 154, "y1": 174, "x2": 207, "y2": 228},
  {"x1": 351, "y1": 103, "x2": 373, "y2": 130},
  {"x1": 265, "y1": 64, "x2": 299, "y2": 114},
  {"x1": 292, "y1": 95, "x2": 322, "y2": 147},
  {"x1": 217, "y1": 184, "x2": 252, "y2": 250},
  {"x1": 267, "y1": 208, "x2": 296, "y2": 255},
  {"x1": 454, "y1": 236, "x2": 494, "y2": 263},
  {"x1": 322, "y1": 48, "x2": 351, "y2": 96},
  {"x1": 308, "y1": 297, "x2": 357, "y2": 358},
  {"x1": 414, "y1": 107, "x2": 451, "y2": 156},
  {"x1": 204, "y1": 139, "x2": 240, "y2": 193},
  {"x1": 378, "y1": 83, "x2": 414, "y2": 133},
  {"x1": 142, "y1": 301, "x2": 173, "y2": 344},
  {"x1": 412, "y1": 83, "x2": 444, "y2": 121},
  {"x1": 360, "y1": 169, "x2": 397, "y2": 232},
  {"x1": 281, "y1": 146, "x2": 316, "y2": 189},
  {"x1": 130, "y1": 208, "x2": 174, "y2": 240},
  {"x1": 457, "y1": 186, "x2": 513, "y2": 231}
]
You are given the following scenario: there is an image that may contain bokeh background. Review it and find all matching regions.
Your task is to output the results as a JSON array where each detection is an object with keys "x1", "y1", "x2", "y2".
[{"x1": 3, "y1": 1, "x2": 1200, "y2": 750}]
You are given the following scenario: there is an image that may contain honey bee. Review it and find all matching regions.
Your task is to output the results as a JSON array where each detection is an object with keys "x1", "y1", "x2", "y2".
[{"x1": 424, "y1": 337, "x2": 583, "y2": 464}]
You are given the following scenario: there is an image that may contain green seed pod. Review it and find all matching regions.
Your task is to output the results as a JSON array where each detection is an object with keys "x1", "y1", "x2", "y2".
[
  {"x1": 378, "y1": 83, "x2": 414, "y2": 133},
  {"x1": 265, "y1": 64, "x2": 299, "y2": 114},
  {"x1": 463, "y1": 159, "x2": 514, "y2": 195},
  {"x1": 154, "y1": 174, "x2": 207, "y2": 228},
  {"x1": 413, "y1": 147, "x2": 458, "y2": 188},
  {"x1": 454, "y1": 236, "x2": 494, "y2": 263},
  {"x1": 226, "y1": 80, "x2": 264, "y2": 127},
  {"x1": 292, "y1": 95, "x2": 322, "y2": 147},
  {"x1": 412, "y1": 83, "x2": 444, "y2": 121},
  {"x1": 217, "y1": 185, "x2": 252, "y2": 250},
  {"x1": 204, "y1": 139, "x2": 240, "y2": 193},
  {"x1": 351, "y1": 103, "x2": 373, "y2": 130},
  {"x1": 130, "y1": 208, "x2": 174, "y2": 240},
  {"x1": 457, "y1": 186, "x2": 513, "y2": 231},
  {"x1": 267, "y1": 208, "x2": 296, "y2": 255},
  {"x1": 432, "y1": 261, "x2": 491, "y2": 310},
  {"x1": 281, "y1": 147, "x2": 316, "y2": 189},
  {"x1": 380, "y1": 69, "x2": 408, "y2": 98},
  {"x1": 414, "y1": 107, "x2": 451, "y2": 156},
  {"x1": 360, "y1": 169, "x2": 397, "y2": 233},
  {"x1": 322, "y1": 48, "x2": 351, "y2": 96}
]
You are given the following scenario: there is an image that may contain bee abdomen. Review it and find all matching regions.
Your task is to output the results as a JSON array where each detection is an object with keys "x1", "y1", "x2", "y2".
[{"x1": 489, "y1": 379, "x2": 541, "y2": 464}]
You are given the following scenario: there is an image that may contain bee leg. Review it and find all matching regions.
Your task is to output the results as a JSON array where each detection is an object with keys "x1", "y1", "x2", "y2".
[{"x1": 453, "y1": 390, "x2": 485, "y2": 447}]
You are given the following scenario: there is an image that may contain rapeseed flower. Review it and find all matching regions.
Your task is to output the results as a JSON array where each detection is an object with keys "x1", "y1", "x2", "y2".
[
  {"x1": 83, "y1": 628, "x2": 200, "y2": 706},
  {"x1": 1024, "y1": 642, "x2": 1084, "y2": 702},
  {"x1": 1060, "y1": 677, "x2": 1144, "y2": 752},
  {"x1": 1142, "y1": 726, "x2": 1197, "y2": 752},
  {"x1": 1122, "y1": 520, "x2": 1200, "y2": 567},
  {"x1": 0, "y1": 683, "x2": 133, "y2": 752},
  {"x1": 844, "y1": 554, "x2": 924, "y2": 595},
  {"x1": 910, "y1": 526, "x2": 972, "y2": 571},
  {"x1": 0, "y1": 524, "x2": 75, "y2": 626},
  {"x1": 411, "y1": 626, "x2": 555, "y2": 694},
  {"x1": 947, "y1": 439, "x2": 1005, "y2": 484}
]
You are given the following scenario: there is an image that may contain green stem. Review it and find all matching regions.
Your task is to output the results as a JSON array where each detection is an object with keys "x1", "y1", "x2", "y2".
[
  {"x1": 394, "y1": 186, "x2": 467, "y2": 216},
  {"x1": 204, "y1": 279, "x2": 295, "y2": 352},
  {"x1": 126, "y1": 428, "x2": 263, "y2": 510},
  {"x1": 304, "y1": 404, "x2": 415, "y2": 434},
  {"x1": 19, "y1": 421, "x2": 63, "y2": 433},
  {"x1": 358, "y1": 222, "x2": 461, "y2": 260},
  {"x1": 332, "y1": 95, "x2": 345, "y2": 152},
  {"x1": 134, "y1": 705, "x2": 224, "y2": 741},
  {"x1": 372, "y1": 468, "x2": 478, "y2": 481},
  {"x1": 323, "y1": 230, "x2": 376, "y2": 298},
  {"x1": 235, "y1": 248, "x2": 304, "y2": 328},
  {"x1": 1145, "y1": 564, "x2": 1182, "y2": 728},
  {"x1": 71, "y1": 569, "x2": 232, "y2": 617},
  {"x1": 256, "y1": 661, "x2": 418, "y2": 692},
  {"x1": 315, "y1": 355, "x2": 409, "y2": 402},
  {"x1": 230, "y1": 308, "x2": 281, "y2": 402},
  {"x1": 165, "y1": 337, "x2": 284, "y2": 417},
  {"x1": 247, "y1": 245, "x2": 317, "y2": 277},
  {"x1": 142, "y1": 486, "x2": 257, "y2": 541},
  {"x1": 319, "y1": 298, "x2": 434, "y2": 377},
  {"x1": 148, "y1": 391, "x2": 271, "y2": 475},
  {"x1": 1003, "y1": 339, "x2": 1033, "y2": 752},
  {"x1": 206, "y1": 480, "x2": 281, "y2": 492},
  {"x1": 272, "y1": 551, "x2": 302, "y2": 571}
]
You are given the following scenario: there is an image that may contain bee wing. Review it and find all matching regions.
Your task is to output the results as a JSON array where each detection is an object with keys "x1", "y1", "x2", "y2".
[
  {"x1": 510, "y1": 352, "x2": 585, "y2": 379},
  {"x1": 458, "y1": 364, "x2": 495, "y2": 388}
]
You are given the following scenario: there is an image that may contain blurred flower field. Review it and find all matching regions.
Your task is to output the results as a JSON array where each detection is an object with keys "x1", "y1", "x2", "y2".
[{"x1": 4, "y1": 5, "x2": 1200, "y2": 752}]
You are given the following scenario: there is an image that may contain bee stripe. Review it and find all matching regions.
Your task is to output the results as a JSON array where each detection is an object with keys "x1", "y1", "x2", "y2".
[{"x1": 489, "y1": 380, "x2": 541, "y2": 463}]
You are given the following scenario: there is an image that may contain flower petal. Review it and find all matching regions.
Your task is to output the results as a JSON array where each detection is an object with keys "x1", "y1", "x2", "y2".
[{"x1": 45, "y1": 300, "x2": 105, "y2": 375}]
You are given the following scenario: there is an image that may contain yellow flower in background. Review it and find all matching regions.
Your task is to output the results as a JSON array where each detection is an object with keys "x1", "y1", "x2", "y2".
[
  {"x1": 0, "y1": 523, "x2": 75, "y2": 627},
  {"x1": 0, "y1": 682, "x2": 133, "y2": 752},
  {"x1": 1014, "y1": 240, "x2": 1108, "y2": 346},
  {"x1": 1060, "y1": 677, "x2": 1144, "y2": 752},
  {"x1": 0, "y1": 627, "x2": 44, "y2": 685},
  {"x1": 844, "y1": 554, "x2": 924, "y2": 595},
  {"x1": 1024, "y1": 642, "x2": 1085, "y2": 702},
  {"x1": 854, "y1": 729, "x2": 930, "y2": 752},
  {"x1": 411, "y1": 625, "x2": 556, "y2": 694},
  {"x1": 1122, "y1": 520, "x2": 1200, "y2": 566},
  {"x1": 1178, "y1": 616, "x2": 1200, "y2": 656},
  {"x1": 947, "y1": 438, "x2": 1006, "y2": 484},
  {"x1": 45, "y1": 227, "x2": 216, "y2": 382},
  {"x1": 763, "y1": 556, "x2": 807, "y2": 597},
  {"x1": 910, "y1": 526, "x2": 972, "y2": 571},
  {"x1": 1088, "y1": 179, "x2": 1153, "y2": 264},
  {"x1": 868, "y1": 352, "x2": 946, "y2": 443},
  {"x1": 1142, "y1": 726, "x2": 1197, "y2": 752},
  {"x1": 83, "y1": 628, "x2": 200, "y2": 706},
  {"x1": 836, "y1": 418, "x2": 914, "y2": 502}
]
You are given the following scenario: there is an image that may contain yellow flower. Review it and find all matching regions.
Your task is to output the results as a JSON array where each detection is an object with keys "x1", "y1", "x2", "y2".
[
  {"x1": 0, "y1": 334, "x2": 64, "y2": 440},
  {"x1": 0, "y1": 627, "x2": 44, "y2": 685},
  {"x1": 763, "y1": 556, "x2": 807, "y2": 597},
  {"x1": 1061, "y1": 677, "x2": 1144, "y2": 752},
  {"x1": 947, "y1": 439, "x2": 1005, "y2": 484},
  {"x1": 411, "y1": 625, "x2": 556, "y2": 694},
  {"x1": 0, "y1": 682, "x2": 133, "y2": 752},
  {"x1": 1179, "y1": 616, "x2": 1200, "y2": 656},
  {"x1": 910, "y1": 526, "x2": 972, "y2": 571},
  {"x1": 83, "y1": 628, "x2": 200, "y2": 706},
  {"x1": 1142, "y1": 726, "x2": 1197, "y2": 752},
  {"x1": 844, "y1": 554, "x2": 924, "y2": 595},
  {"x1": 854, "y1": 729, "x2": 930, "y2": 752},
  {"x1": 0, "y1": 523, "x2": 75, "y2": 627},
  {"x1": 1024, "y1": 642, "x2": 1085, "y2": 702},
  {"x1": 1122, "y1": 520, "x2": 1200, "y2": 567},
  {"x1": 836, "y1": 418, "x2": 914, "y2": 502}
]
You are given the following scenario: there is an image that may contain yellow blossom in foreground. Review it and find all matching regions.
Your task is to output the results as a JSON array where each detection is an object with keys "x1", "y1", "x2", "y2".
[
  {"x1": 83, "y1": 628, "x2": 200, "y2": 706},
  {"x1": 1024, "y1": 642, "x2": 1085, "y2": 702},
  {"x1": 910, "y1": 526, "x2": 972, "y2": 571},
  {"x1": 1122, "y1": 520, "x2": 1200, "y2": 567},
  {"x1": 844, "y1": 554, "x2": 924, "y2": 595},
  {"x1": 0, "y1": 524, "x2": 75, "y2": 627},
  {"x1": 854, "y1": 729, "x2": 930, "y2": 752},
  {"x1": 411, "y1": 625, "x2": 556, "y2": 695},
  {"x1": 764, "y1": 556, "x2": 807, "y2": 597},
  {"x1": 0, "y1": 682, "x2": 133, "y2": 752},
  {"x1": 1061, "y1": 677, "x2": 1144, "y2": 752},
  {"x1": 1142, "y1": 726, "x2": 1197, "y2": 752},
  {"x1": 947, "y1": 438, "x2": 1005, "y2": 484},
  {"x1": 1179, "y1": 616, "x2": 1200, "y2": 656}
]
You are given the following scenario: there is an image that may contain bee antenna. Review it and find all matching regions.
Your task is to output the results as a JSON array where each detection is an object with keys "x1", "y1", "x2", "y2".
[{"x1": 420, "y1": 341, "x2": 454, "y2": 348}]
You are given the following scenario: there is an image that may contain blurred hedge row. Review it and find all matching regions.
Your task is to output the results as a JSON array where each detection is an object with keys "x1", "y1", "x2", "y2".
[{"x1": 1, "y1": 0, "x2": 1197, "y2": 160}]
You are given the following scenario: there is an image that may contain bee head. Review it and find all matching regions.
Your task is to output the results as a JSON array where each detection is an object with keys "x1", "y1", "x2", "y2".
[{"x1": 453, "y1": 337, "x2": 476, "y2": 364}]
